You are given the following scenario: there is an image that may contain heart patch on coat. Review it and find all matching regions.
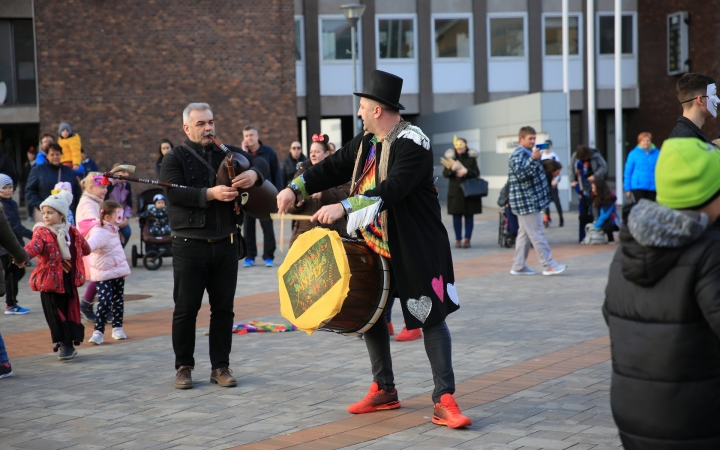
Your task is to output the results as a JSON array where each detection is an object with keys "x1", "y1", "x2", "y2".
[
  {"x1": 431, "y1": 275, "x2": 444, "y2": 301},
  {"x1": 407, "y1": 296, "x2": 432, "y2": 323},
  {"x1": 447, "y1": 283, "x2": 459, "y2": 305}
]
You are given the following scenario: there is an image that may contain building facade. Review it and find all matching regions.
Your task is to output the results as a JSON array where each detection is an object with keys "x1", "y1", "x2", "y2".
[{"x1": 1, "y1": 0, "x2": 297, "y2": 186}]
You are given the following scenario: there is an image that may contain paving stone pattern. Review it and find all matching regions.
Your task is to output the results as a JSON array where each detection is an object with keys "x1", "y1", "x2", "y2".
[{"x1": 0, "y1": 211, "x2": 622, "y2": 449}]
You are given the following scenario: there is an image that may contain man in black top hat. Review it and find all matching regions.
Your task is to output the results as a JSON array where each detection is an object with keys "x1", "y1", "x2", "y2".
[{"x1": 277, "y1": 70, "x2": 472, "y2": 429}]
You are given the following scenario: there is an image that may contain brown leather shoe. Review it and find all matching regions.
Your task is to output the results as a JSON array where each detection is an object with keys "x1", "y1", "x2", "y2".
[
  {"x1": 210, "y1": 367, "x2": 237, "y2": 387},
  {"x1": 455, "y1": 240, "x2": 462, "y2": 248},
  {"x1": 175, "y1": 366, "x2": 193, "y2": 389},
  {"x1": 463, "y1": 238, "x2": 471, "y2": 248}
]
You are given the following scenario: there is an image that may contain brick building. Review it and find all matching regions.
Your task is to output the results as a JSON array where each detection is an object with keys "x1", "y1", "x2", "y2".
[
  {"x1": 1, "y1": 0, "x2": 297, "y2": 187},
  {"x1": 628, "y1": 0, "x2": 720, "y2": 145}
]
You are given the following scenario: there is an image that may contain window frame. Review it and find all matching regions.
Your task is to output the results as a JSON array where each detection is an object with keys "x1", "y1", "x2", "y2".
[
  {"x1": 541, "y1": 13, "x2": 583, "y2": 58},
  {"x1": 375, "y1": 13, "x2": 418, "y2": 62},
  {"x1": 596, "y1": 12, "x2": 637, "y2": 57},
  {"x1": 431, "y1": 13, "x2": 474, "y2": 61},
  {"x1": 486, "y1": 12, "x2": 528, "y2": 61},
  {"x1": 318, "y1": 14, "x2": 363, "y2": 64},
  {"x1": 294, "y1": 15, "x2": 305, "y2": 63}
]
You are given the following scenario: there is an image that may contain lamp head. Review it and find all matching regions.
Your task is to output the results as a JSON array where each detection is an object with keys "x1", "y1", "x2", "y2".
[{"x1": 340, "y1": 3, "x2": 366, "y2": 26}]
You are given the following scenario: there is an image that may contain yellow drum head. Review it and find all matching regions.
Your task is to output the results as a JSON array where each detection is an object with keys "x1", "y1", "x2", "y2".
[{"x1": 278, "y1": 228, "x2": 350, "y2": 335}]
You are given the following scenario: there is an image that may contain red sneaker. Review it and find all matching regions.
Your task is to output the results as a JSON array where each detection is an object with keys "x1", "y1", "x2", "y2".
[
  {"x1": 395, "y1": 327, "x2": 422, "y2": 341},
  {"x1": 387, "y1": 321, "x2": 395, "y2": 336},
  {"x1": 432, "y1": 394, "x2": 472, "y2": 428},
  {"x1": 347, "y1": 382, "x2": 401, "y2": 414}
]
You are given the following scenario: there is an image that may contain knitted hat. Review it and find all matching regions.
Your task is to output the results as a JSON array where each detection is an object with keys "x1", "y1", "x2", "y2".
[
  {"x1": 656, "y1": 138, "x2": 720, "y2": 209},
  {"x1": 58, "y1": 123, "x2": 72, "y2": 135},
  {"x1": 0, "y1": 174, "x2": 12, "y2": 190},
  {"x1": 153, "y1": 194, "x2": 165, "y2": 202},
  {"x1": 40, "y1": 189, "x2": 73, "y2": 218}
]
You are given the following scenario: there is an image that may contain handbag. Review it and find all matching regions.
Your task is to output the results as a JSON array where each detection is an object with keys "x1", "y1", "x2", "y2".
[{"x1": 460, "y1": 177, "x2": 488, "y2": 198}]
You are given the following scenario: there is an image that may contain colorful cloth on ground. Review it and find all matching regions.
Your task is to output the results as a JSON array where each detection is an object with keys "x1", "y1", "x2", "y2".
[
  {"x1": 232, "y1": 320, "x2": 298, "y2": 334},
  {"x1": 356, "y1": 137, "x2": 391, "y2": 259}
]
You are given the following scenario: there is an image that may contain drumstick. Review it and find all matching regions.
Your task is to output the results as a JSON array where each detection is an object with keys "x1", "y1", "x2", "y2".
[
  {"x1": 280, "y1": 213, "x2": 285, "y2": 254},
  {"x1": 270, "y1": 213, "x2": 313, "y2": 220}
]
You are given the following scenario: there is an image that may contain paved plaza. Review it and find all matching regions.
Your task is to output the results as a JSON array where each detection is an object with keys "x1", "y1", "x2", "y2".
[{"x1": 0, "y1": 209, "x2": 622, "y2": 449}]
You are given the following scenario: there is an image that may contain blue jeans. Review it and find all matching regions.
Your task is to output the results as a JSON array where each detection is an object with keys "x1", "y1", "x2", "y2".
[
  {"x1": 119, "y1": 224, "x2": 131, "y2": 248},
  {"x1": 0, "y1": 332, "x2": 8, "y2": 363},
  {"x1": 452, "y1": 214, "x2": 474, "y2": 241}
]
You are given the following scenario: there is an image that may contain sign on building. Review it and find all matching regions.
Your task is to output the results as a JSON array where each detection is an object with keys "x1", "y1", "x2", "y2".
[{"x1": 667, "y1": 11, "x2": 689, "y2": 76}]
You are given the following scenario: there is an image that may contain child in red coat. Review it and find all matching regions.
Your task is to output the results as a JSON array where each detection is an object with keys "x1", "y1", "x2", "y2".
[{"x1": 24, "y1": 190, "x2": 91, "y2": 360}]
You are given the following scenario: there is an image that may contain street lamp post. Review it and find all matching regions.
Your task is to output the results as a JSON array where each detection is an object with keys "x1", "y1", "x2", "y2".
[{"x1": 341, "y1": 3, "x2": 366, "y2": 136}]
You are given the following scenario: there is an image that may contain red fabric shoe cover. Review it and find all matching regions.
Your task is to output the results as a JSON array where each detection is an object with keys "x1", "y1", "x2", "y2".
[{"x1": 395, "y1": 327, "x2": 422, "y2": 341}]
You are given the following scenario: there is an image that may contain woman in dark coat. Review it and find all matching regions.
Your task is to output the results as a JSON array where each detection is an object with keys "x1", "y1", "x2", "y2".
[
  {"x1": 442, "y1": 138, "x2": 481, "y2": 248},
  {"x1": 282, "y1": 141, "x2": 307, "y2": 186},
  {"x1": 287, "y1": 135, "x2": 348, "y2": 247}
]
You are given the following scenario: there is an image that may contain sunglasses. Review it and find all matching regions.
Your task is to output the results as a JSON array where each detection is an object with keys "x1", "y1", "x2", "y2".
[
  {"x1": 311, "y1": 134, "x2": 325, "y2": 142},
  {"x1": 291, "y1": 146, "x2": 301, "y2": 149}
]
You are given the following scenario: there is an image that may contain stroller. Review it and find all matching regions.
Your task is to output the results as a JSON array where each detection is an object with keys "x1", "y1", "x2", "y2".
[
  {"x1": 131, "y1": 187, "x2": 172, "y2": 270},
  {"x1": 497, "y1": 183, "x2": 518, "y2": 248}
]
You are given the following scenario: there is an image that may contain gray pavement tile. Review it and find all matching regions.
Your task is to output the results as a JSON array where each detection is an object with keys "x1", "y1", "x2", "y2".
[{"x1": 508, "y1": 436, "x2": 576, "y2": 449}]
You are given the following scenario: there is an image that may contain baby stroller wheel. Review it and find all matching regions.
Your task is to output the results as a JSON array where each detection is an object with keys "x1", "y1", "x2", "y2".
[
  {"x1": 143, "y1": 251, "x2": 162, "y2": 271},
  {"x1": 131, "y1": 245, "x2": 139, "y2": 267}
]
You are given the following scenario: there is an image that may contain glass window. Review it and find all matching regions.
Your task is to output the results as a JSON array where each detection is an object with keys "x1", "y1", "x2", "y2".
[
  {"x1": 435, "y1": 18, "x2": 470, "y2": 58},
  {"x1": 378, "y1": 19, "x2": 414, "y2": 59},
  {"x1": 599, "y1": 15, "x2": 633, "y2": 54},
  {"x1": 489, "y1": 17, "x2": 525, "y2": 57},
  {"x1": 13, "y1": 21, "x2": 36, "y2": 104},
  {"x1": 0, "y1": 21, "x2": 15, "y2": 105},
  {"x1": 295, "y1": 19, "x2": 303, "y2": 61},
  {"x1": 0, "y1": 20, "x2": 36, "y2": 105},
  {"x1": 545, "y1": 16, "x2": 579, "y2": 55},
  {"x1": 322, "y1": 19, "x2": 353, "y2": 60}
]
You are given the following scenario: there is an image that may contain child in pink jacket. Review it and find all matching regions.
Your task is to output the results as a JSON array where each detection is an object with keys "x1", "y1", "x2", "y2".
[{"x1": 84, "y1": 200, "x2": 131, "y2": 344}]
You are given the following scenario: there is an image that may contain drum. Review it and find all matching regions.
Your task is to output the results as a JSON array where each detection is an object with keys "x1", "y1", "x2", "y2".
[{"x1": 278, "y1": 228, "x2": 391, "y2": 335}]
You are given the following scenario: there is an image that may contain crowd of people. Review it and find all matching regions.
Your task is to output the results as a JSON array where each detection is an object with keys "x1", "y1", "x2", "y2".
[{"x1": 2, "y1": 69, "x2": 720, "y2": 444}]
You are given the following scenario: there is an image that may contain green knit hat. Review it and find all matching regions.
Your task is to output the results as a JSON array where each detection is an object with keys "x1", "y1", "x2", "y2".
[{"x1": 656, "y1": 138, "x2": 720, "y2": 209}]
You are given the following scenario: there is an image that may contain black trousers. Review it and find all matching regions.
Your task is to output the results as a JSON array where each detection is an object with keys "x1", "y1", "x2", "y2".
[
  {"x1": 172, "y1": 236, "x2": 238, "y2": 370},
  {"x1": 544, "y1": 186, "x2": 563, "y2": 222},
  {"x1": 40, "y1": 291, "x2": 84, "y2": 345},
  {"x1": 1, "y1": 254, "x2": 25, "y2": 307},
  {"x1": 364, "y1": 309, "x2": 456, "y2": 404},
  {"x1": 243, "y1": 215, "x2": 276, "y2": 260}
]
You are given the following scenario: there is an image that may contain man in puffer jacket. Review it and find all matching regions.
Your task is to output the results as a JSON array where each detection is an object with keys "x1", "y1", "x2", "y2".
[{"x1": 604, "y1": 137, "x2": 720, "y2": 449}]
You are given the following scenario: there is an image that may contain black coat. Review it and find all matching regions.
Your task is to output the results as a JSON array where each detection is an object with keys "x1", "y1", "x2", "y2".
[
  {"x1": 668, "y1": 116, "x2": 714, "y2": 144},
  {"x1": 250, "y1": 142, "x2": 283, "y2": 191},
  {"x1": 442, "y1": 149, "x2": 482, "y2": 215},
  {"x1": 160, "y1": 140, "x2": 267, "y2": 240},
  {"x1": 282, "y1": 154, "x2": 307, "y2": 186},
  {"x1": 299, "y1": 127, "x2": 459, "y2": 330},
  {"x1": 0, "y1": 207, "x2": 28, "y2": 297},
  {"x1": 0, "y1": 154, "x2": 17, "y2": 185},
  {"x1": 604, "y1": 201, "x2": 720, "y2": 449},
  {"x1": 25, "y1": 163, "x2": 82, "y2": 213}
]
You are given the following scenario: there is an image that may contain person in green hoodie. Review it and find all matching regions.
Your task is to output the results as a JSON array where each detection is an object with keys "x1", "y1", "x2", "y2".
[{"x1": 604, "y1": 137, "x2": 720, "y2": 449}]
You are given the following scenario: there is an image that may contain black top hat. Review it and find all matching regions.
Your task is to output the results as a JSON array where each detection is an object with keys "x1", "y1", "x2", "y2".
[{"x1": 354, "y1": 70, "x2": 405, "y2": 110}]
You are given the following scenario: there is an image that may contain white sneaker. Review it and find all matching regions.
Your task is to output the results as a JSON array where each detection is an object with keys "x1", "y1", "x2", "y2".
[
  {"x1": 543, "y1": 264, "x2": 567, "y2": 276},
  {"x1": 88, "y1": 330, "x2": 104, "y2": 345},
  {"x1": 111, "y1": 327, "x2": 127, "y2": 340},
  {"x1": 510, "y1": 267, "x2": 536, "y2": 275}
]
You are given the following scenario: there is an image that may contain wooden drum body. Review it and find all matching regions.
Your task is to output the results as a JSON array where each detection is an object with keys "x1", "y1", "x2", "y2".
[{"x1": 278, "y1": 228, "x2": 391, "y2": 335}]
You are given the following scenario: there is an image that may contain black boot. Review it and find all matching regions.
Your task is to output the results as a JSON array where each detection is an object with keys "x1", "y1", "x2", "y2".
[
  {"x1": 58, "y1": 342, "x2": 77, "y2": 361},
  {"x1": 80, "y1": 300, "x2": 96, "y2": 323},
  {"x1": 559, "y1": 217, "x2": 564, "y2": 227}
]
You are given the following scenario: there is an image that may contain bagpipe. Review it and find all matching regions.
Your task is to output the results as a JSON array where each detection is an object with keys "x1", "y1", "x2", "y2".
[{"x1": 97, "y1": 135, "x2": 278, "y2": 220}]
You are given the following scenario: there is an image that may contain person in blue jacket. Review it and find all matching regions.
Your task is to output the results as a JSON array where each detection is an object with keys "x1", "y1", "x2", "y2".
[
  {"x1": 623, "y1": 132, "x2": 660, "y2": 202},
  {"x1": 592, "y1": 178, "x2": 619, "y2": 243}
]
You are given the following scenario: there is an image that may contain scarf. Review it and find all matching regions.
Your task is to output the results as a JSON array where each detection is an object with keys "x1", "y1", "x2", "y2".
[
  {"x1": 34, "y1": 221, "x2": 73, "y2": 271},
  {"x1": 350, "y1": 121, "x2": 410, "y2": 242}
]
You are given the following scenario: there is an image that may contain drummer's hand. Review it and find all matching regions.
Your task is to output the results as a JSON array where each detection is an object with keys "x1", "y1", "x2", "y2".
[
  {"x1": 207, "y1": 185, "x2": 239, "y2": 202},
  {"x1": 277, "y1": 188, "x2": 296, "y2": 213},
  {"x1": 232, "y1": 170, "x2": 258, "y2": 189},
  {"x1": 312, "y1": 204, "x2": 345, "y2": 224}
]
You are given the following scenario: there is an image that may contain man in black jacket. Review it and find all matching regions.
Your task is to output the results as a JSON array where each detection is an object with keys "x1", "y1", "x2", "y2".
[
  {"x1": 669, "y1": 73, "x2": 718, "y2": 143},
  {"x1": 160, "y1": 102, "x2": 267, "y2": 390},
  {"x1": 25, "y1": 143, "x2": 81, "y2": 221},
  {"x1": 241, "y1": 126, "x2": 283, "y2": 267}
]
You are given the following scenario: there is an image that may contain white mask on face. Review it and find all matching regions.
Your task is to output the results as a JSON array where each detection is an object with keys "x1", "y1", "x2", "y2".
[
  {"x1": 707, "y1": 83, "x2": 720, "y2": 118},
  {"x1": 115, "y1": 210, "x2": 124, "y2": 223}
]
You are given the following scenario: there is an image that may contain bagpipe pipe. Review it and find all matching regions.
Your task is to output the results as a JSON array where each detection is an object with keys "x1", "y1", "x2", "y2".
[{"x1": 97, "y1": 135, "x2": 278, "y2": 220}]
